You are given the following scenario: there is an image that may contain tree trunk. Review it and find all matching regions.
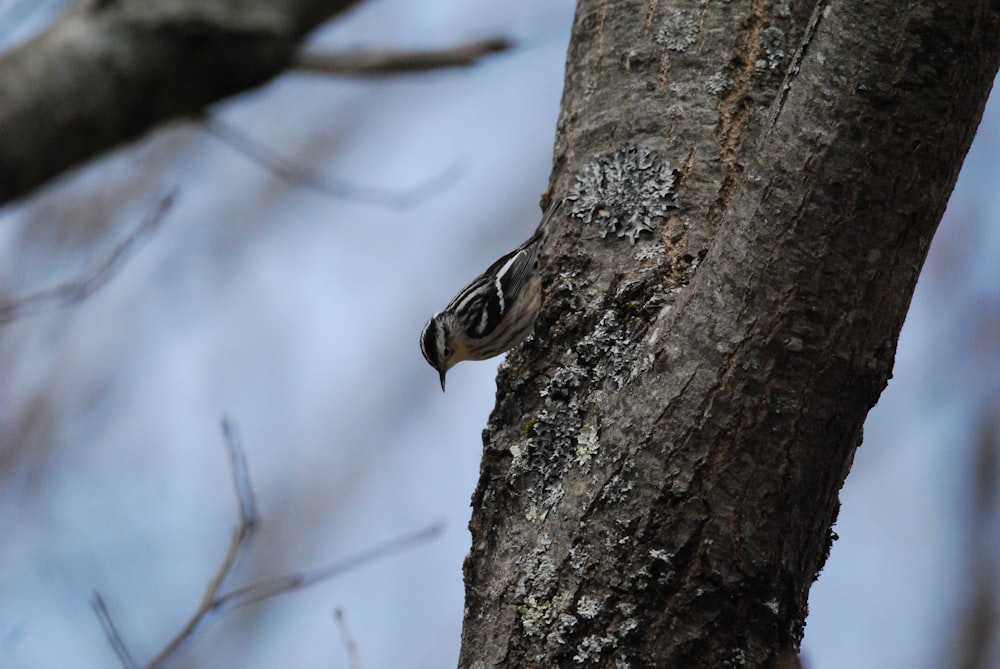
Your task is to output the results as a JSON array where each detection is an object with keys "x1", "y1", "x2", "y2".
[{"x1": 459, "y1": 1, "x2": 1000, "y2": 667}]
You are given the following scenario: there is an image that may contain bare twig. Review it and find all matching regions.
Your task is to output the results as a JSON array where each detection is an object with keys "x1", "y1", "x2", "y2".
[
  {"x1": 335, "y1": 608, "x2": 363, "y2": 669},
  {"x1": 221, "y1": 417, "x2": 258, "y2": 531},
  {"x1": 145, "y1": 417, "x2": 261, "y2": 669},
  {"x1": 90, "y1": 591, "x2": 139, "y2": 669},
  {"x1": 194, "y1": 419, "x2": 258, "y2": 608},
  {"x1": 293, "y1": 37, "x2": 512, "y2": 76},
  {"x1": 91, "y1": 417, "x2": 445, "y2": 668},
  {"x1": 210, "y1": 520, "x2": 445, "y2": 613},
  {"x1": 0, "y1": 188, "x2": 177, "y2": 326},
  {"x1": 201, "y1": 115, "x2": 461, "y2": 207}
]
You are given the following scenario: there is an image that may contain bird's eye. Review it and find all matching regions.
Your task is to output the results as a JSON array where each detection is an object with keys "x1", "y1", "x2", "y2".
[{"x1": 443, "y1": 346, "x2": 452, "y2": 358}]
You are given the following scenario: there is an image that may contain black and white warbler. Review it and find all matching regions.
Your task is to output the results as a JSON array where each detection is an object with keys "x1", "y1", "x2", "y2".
[{"x1": 420, "y1": 197, "x2": 563, "y2": 390}]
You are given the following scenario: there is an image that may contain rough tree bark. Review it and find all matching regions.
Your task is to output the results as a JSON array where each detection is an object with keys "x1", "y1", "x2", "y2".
[{"x1": 460, "y1": 2, "x2": 999, "y2": 668}]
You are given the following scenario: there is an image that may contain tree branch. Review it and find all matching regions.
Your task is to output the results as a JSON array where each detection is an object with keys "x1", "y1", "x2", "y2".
[
  {"x1": 141, "y1": 418, "x2": 256, "y2": 668},
  {"x1": 293, "y1": 37, "x2": 512, "y2": 76},
  {"x1": 334, "y1": 608, "x2": 364, "y2": 669},
  {"x1": 201, "y1": 115, "x2": 463, "y2": 207},
  {"x1": 0, "y1": 0, "x2": 364, "y2": 205},
  {"x1": 208, "y1": 521, "x2": 444, "y2": 613},
  {"x1": 90, "y1": 592, "x2": 139, "y2": 669},
  {"x1": 0, "y1": 188, "x2": 177, "y2": 327}
]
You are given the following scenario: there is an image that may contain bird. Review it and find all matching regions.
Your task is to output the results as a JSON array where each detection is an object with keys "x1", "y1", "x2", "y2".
[{"x1": 420, "y1": 197, "x2": 563, "y2": 390}]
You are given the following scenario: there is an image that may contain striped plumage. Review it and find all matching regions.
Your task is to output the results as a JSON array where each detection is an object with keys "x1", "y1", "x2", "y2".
[{"x1": 420, "y1": 198, "x2": 563, "y2": 390}]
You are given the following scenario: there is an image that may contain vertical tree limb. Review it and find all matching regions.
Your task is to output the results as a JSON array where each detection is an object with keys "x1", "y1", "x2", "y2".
[{"x1": 459, "y1": 1, "x2": 1000, "y2": 666}]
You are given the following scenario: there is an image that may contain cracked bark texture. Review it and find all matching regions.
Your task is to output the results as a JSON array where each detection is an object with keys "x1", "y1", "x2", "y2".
[
  {"x1": 460, "y1": 1, "x2": 999, "y2": 668},
  {"x1": 0, "y1": 0, "x2": 362, "y2": 205}
]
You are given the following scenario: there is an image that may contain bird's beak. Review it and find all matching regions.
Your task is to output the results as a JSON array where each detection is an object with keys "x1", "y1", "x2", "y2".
[{"x1": 439, "y1": 370, "x2": 447, "y2": 392}]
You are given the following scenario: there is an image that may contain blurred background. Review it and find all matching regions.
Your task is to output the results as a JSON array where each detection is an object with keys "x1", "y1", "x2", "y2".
[{"x1": 0, "y1": 1, "x2": 997, "y2": 667}]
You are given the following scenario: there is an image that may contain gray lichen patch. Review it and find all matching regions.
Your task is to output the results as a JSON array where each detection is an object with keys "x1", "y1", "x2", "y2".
[
  {"x1": 547, "y1": 612, "x2": 579, "y2": 649},
  {"x1": 575, "y1": 424, "x2": 601, "y2": 467},
  {"x1": 574, "y1": 634, "x2": 617, "y2": 663},
  {"x1": 576, "y1": 595, "x2": 605, "y2": 619},
  {"x1": 633, "y1": 243, "x2": 666, "y2": 262},
  {"x1": 656, "y1": 12, "x2": 699, "y2": 52},
  {"x1": 518, "y1": 595, "x2": 552, "y2": 637},
  {"x1": 758, "y1": 26, "x2": 786, "y2": 72},
  {"x1": 515, "y1": 533, "x2": 557, "y2": 598},
  {"x1": 705, "y1": 70, "x2": 734, "y2": 95},
  {"x1": 569, "y1": 146, "x2": 680, "y2": 245},
  {"x1": 518, "y1": 588, "x2": 577, "y2": 644},
  {"x1": 576, "y1": 310, "x2": 652, "y2": 389},
  {"x1": 527, "y1": 365, "x2": 588, "y2": 471},
  {"x1": 514, "y1": 365, "x2": 588, "y2": 509}
]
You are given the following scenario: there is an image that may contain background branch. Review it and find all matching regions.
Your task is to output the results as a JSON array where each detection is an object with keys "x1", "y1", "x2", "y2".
[
  {"x1": 293, "y1": 37, "x2": 512, "y2": 76},
  {"x1": 90, "y1": 592, "x2": 139, "y2": 669},
  {"x1": 201, "y1": 115, "x2": 463, "y2": 207},
  {"x1": 213, "y1": 521, "x2": 445, "y2": 612},
  {"x1": 0, "y1": 0, "x2": 364, "y2": 205},
  {"x1": 220, "y1": 417, "x2": 259, "y2": 533},
  {"x1": 0, "y1": 188, "x2": 177, "y2": 327},
  {"x1": 335, "y1": 608, "x2": 364, "y2": 669},
  {"x1": 91, "y1": 418, "x2": 444, "y2": 669},
  {"x1": 0, "y1": 1, "x2": 512, "y2": 206}
]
